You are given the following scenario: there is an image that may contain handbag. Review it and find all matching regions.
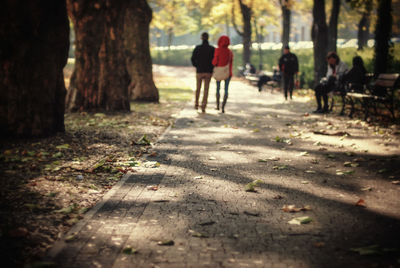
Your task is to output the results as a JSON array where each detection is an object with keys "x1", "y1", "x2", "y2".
[
  {"x1": 213, "y1": 65, "x2": 230, "y2": 81},
  {"x1": 212, "y1": 52, "x2": 231, "y2": 81}
]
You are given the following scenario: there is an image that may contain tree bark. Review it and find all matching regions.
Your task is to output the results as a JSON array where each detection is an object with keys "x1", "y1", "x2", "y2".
[
  {"x1": 238, "y1": 0, "x2": 252, "y2": 65},
  {"x1": 281, "y1": 0, "x2": 291, "y2": 51},
  {"x1": 327, "y1": 0, "x2": 341, "y2": 52},
  {"x1": 357, "y1": 12, "x2": 370, "y2": 50},
  {"x1": 66, "y1": 0, "x2": 130, "y2": 112},
  {"x1": 312, "y1": 0, "x2": 328, "y2": 85},
  {"x1": 124, "y1": 0, "x2": 159, "y2": 102},
  {"x1": 0, "y1": 0, "x2": 69, "y2": 137},
  {"x1": 374, "y1": 0, "x2": 392, "y2": 75}
]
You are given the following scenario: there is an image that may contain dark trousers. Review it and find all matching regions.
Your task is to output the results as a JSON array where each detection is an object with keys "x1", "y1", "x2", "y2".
[
  {"x1": 314, "y1": 76, "x2": 337, "y2": 110},
  {"x1": 283, "y1": 74, "x2": 294, "y2": 100}
]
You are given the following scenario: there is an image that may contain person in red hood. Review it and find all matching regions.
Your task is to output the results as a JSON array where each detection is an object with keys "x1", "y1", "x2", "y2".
[{"x1": 212, "y1": 35, "x2": 233, "y2": 113}]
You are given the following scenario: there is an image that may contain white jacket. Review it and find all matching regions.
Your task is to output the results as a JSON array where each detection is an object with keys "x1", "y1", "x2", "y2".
[{"x1": 326, "y1": 61, "x2": 348, "y2": 78}]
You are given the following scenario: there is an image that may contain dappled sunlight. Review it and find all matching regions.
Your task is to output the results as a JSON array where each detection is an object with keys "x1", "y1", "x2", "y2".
[{"x1": 48, "y1": 66, "x2": 400, "y2": 267}]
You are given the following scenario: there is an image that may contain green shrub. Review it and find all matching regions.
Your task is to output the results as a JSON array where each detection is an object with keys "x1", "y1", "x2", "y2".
[{"x1": 151, "y1": 44, "x2": 400, "y2": 89}]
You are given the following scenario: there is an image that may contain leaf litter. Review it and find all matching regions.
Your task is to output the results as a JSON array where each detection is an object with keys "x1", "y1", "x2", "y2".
[{"x1": 0, "y1": 79, "x2": 183, "y2": 265}]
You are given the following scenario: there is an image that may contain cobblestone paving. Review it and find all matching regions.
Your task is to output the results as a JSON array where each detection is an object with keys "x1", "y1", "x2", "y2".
[{"x1": 48, "y1": 67, "x2": 400, "y2": 267}]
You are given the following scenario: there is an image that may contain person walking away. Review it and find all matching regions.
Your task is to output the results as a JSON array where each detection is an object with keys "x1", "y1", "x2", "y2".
[
  {"x1": 278, "y1": 45, "x2": 299, "y2": 100},
  {"x1": 212, "y1": 35, "x2": 233, "y2": 113},
  {"x1": 313, "y1": 51, "x2": 348, "y2": 113},
  {"x1": 191, "y1": 32, "x2": 215, "y2": 113},
  {"x1": 344, "y1": 56, "x2": 367, "y2": 93}
]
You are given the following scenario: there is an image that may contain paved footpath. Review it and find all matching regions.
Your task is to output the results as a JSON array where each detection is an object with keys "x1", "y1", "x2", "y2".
[{"x1": 48, "y1": 66, "x2": 400, "y2": 267}]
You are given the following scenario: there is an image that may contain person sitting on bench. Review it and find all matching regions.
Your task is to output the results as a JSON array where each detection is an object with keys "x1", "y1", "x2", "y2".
[
  {"x1": 344, "y1": 56, "x2": 367, "y2": 93},
  {"x1": 313, "y1": 51, "x2": 348, "y2": 113}
]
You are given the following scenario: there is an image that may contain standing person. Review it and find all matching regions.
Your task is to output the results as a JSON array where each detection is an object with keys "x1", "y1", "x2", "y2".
[
  {"x1": 313, "y1": 51, "x2": 348, "y2": 113},
  {"x1": 212, "y1": 35, "x2": 233, "y2": 113},
  {"x1": 191, "y1": 32, "x2": 215, "y2": 113},
  {"x1": 278, "y1": 45, "x2": 299, "y2": 100}
]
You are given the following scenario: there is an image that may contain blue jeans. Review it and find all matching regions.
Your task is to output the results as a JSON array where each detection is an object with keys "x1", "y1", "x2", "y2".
[{"x1": 216, "y1": 76, "x2": 231, "y2": 97}]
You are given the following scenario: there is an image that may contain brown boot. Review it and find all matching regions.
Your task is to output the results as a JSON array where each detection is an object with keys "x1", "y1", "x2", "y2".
[{"x1": 216, "y1": 94, "x2": 220, "y2": 110}]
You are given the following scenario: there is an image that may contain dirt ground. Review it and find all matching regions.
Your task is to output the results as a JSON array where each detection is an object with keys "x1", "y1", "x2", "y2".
[{"x1": 1, "y1": 65, "x2": 400, "y2": 267}]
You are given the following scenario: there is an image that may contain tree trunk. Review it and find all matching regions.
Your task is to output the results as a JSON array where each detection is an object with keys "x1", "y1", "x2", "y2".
[
  {"x1": 312, "y1": 0, "x2": 328, "y2": 85},
  {"x1": 124, "y1": 0, "x2": 159, "y2": 102},
  {"x1": 327, "y1": 0, "x2": 340, "y2": 52},
  {"x1": 66, "y1": 0, "x2": 130, "y2": 112},
  {"x1": 374, "y1": 0, "x2": 392, "y2": 75},
  {"x1": 0, "y1": 0, "x2": 69, "y2": 137},
  {"x1": 281, "y1": 0, "x2": 291, "y2": 51},
  {"x1": 239, "y1": 0, "x2": 252, "y2": 65},
  {"x1": 357, "y1": 12, "x2": 370, "y2": 50}
]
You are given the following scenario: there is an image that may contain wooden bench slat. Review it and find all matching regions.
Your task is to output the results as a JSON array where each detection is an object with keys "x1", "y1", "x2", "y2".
[
  {"x1": 377, "y1": 73, "x2": 399, "y2": 80},
  {"x1": 375, "y1": 79, "x2": 398, "y2": 88}
]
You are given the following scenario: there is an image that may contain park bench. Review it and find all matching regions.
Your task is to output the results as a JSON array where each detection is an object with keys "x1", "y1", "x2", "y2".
[
  {"x1": 346, "y1": 73, "x2": 399, "y2": 120},
  {"x1": 245, "y1": 73, "x2": 260, "y2": 86},
  {"x1": 244, "y1": 71, "x2": 280, "y2": 92},
  {"x1": 329, "y1": 73, "x2": 373, "y2": 116}
]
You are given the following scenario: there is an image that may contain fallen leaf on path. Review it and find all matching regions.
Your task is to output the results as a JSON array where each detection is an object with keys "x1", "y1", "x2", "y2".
[
  {"x1": 134, "y1": 134, "x2": 151, "y2": 146},
  {"x1": 336, "y1": 170, "x2": 355, "y2": 175},
  {"x1": 288, "y1": 216, "x2": 312, "y2": 225},
  {"x1": 122, "y1": 247, "x2": 138, "y2": 255},
  {"x1": 350, "y1": 245, "x2": 380, "y2": 256},
  {"x1": 282, "y1": 205, "x2": 312, "y2": 212},
  {"x1": 314, "y1": 242, "x2": 325, "y2": 248},
  {"x1": 148, "y1": 152, "x2": 158, "y2": 157},
  {"x1": 244, "y1": 211, "x2": 260, "y2": 217},
  {"x1": 153, "y1": 200, "x2": 169, "y2": 203},
  {"x1": 391, "y1": 180, "x2": 400, "y2": 185},
  {"x1": 305, "y1": 170, "x2": 316, "y2": 174},
  {"x1": 65, "y1": 232, "x2": 78, "y2": 242},
  {"x1": 157, "y1": 240, "x2": 174, "y2": 246},
  {"x1": 313, "y1": 131, "x2": 351, "y2": 136},
  {"x1": 355, "y1": 199, "x2": 366, "y2": 207},
  {"x1": 259, "y1": 156, "x2": 280, "y2": 162},
  {"x1": 56, "y1": 144, "x2": 70, "y2": 150},
  {"x1": 301, "y1": 181, "x2": 310, "y2": 184},
  {"x1": 252, "y1": 128, "x2": 260, "y2": 133},
  {"x1": 245, "y1": 179, "x2": 263, "y2": 192},
  {"x1": 208, "y1": 156, "x2": 216, "y2": 160},
  {"x1": 273, "y1": 165, "x2": 288, "y2": 170},
  {"x1": 194, "y1": 176, "x2": 203, "y2": 179},
  {"x1": 147, "y1": 185, "x2": 158, "y2": 191},
  {"x1": 198, "y1": 221, "x2": 216, "y2": 226},
  {"x1": 298, "y1": 152, "x2": 309, "y2": 156},
  {"x1": 189, "y1": 230, "x2": 209, "y2": 238},
  {"x1": 361, "y1": 186, "x2": 373, "y2": 191},
  {"x1": 144, "y1": 161, "x2": 160, "y2": 168}
]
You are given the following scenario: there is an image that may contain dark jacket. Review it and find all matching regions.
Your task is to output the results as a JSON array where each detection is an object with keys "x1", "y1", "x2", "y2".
[
  {"x1": 278, "y1": 52, "x2": 299, "y2": 75},
  {"x1": 191, "y1": 40, "x2": 215, "y2": 73}
]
